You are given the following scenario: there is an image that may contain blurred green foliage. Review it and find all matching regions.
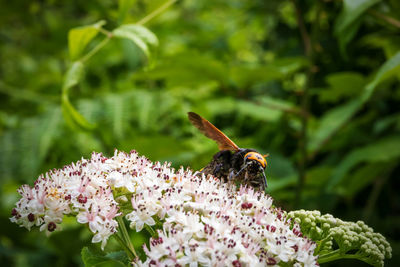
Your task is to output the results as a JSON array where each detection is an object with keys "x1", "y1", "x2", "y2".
[{"x1": 1, "y1": 0, "x2": 399, "y2": 266}]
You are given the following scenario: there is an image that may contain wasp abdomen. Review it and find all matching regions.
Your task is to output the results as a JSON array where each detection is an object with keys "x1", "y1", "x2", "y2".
[{"x1": 200, "y1": 150, "x2": 232, "y2": 181}]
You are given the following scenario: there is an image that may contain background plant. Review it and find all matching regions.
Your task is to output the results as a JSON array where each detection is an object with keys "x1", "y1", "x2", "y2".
[{"x1": 0, "y1": 0, "x2": 399, "y2": 266}]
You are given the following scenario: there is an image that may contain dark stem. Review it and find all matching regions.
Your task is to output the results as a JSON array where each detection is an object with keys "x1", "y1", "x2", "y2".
[
  {"x1": 292, "y1": 0, "x2": 321, "y2": 207},
  {"x1": 368, "y1": 9, "x2": 400, "y2": 29},
  {"x1": 292, "y1": 0, "x2": 312, "y2": 57},
  {"x1": 296, "y1": 87, "x2": 309, "y2": 207},
  {"x1": 363, "y1": 164, "x2": 394, "y2": 222},
  {"x1": 292, "y1": 0, "x2": 311, "y2": 207}
]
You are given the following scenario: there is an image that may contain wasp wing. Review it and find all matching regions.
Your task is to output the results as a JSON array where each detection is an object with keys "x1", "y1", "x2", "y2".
[{"x1": 188, "y1": 112, "x2": 240, "y2": 151}]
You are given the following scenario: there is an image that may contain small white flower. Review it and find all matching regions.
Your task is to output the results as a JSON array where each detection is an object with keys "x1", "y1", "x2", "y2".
[
  {"x1": 77, "y1": 207, "x2": 102, "y2": 233},
  {"x1": 92, "y1": 226, "x2": 115, "y2": 250},
  {"x1": 126, "y1": 196, "x2": 157, "y2": 232}
]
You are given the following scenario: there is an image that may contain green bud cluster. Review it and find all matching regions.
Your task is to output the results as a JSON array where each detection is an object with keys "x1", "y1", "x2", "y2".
[{"x1": 287, "y1": 210, "x2": 392, "y2": 267}]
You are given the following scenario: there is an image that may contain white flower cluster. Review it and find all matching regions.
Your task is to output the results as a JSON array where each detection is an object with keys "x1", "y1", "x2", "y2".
[
  {"x1": 10, "y1": 152, "x2": 120, "y2": 249},
  {"x1": 11, "y1": 150, "x2": 318, "y2": 266}
]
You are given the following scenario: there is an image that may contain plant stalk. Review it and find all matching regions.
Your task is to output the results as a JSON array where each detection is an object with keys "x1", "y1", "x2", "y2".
[
  {"x1": 114, "y1": 233, "x2": 136, "y2": 261},
  {"x1": 318, "y1": 250, "x2": 359, "y2": 263},
  {"x1": 117, "y1": 216, "x2": 138, "y2": 259},
  {"x1": 81, "y1": 37, "x2": 111, "y2": 63},
  {"x1": 292, "y1": 0, "x2": 321, "y2": 207},
  {"x1": 137, "y1": 0, "x2": 177, "y2": 26},
  {"x1": 368, "y1": 9, "x2": 400, "y2": 29},
  {"x1": 145, "y1": 224, "x2": 157, "y2": 237},
  {"x1": 314, "y1": 234, "x2": 332, "y2": 255},
  {"x1": 291, "y1": 0, "x2": 312, "y2": 207}
]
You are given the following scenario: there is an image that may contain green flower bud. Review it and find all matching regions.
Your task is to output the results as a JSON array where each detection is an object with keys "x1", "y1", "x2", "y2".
[{"x1": 288, "y1": 210, "x2": 391, "y2": 267}]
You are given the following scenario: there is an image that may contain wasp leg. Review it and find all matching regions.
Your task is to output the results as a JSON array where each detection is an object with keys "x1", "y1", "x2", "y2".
[
  {"x1": 213, "y1": 163, "x2": 222, "y2": 176},
  {"x1": 232, "y1": 163, "x2": 249, "y2": 179},
  {"x1": 244, "y1": 171, "x2": 249, "y2": 181},
  {"x1": 228, "y1": 169, "x2": 236, "y2": 181},
  {"x1": 260, "y1": 167, "x2": 268, "y2": 188}
]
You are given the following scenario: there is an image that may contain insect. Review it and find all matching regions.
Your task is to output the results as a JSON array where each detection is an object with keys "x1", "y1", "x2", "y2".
[{"x1": 188, "y1": 112, "x2": 268, "y2": 190}]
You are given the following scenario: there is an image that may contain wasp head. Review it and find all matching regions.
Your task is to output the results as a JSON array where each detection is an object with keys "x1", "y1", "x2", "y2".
[
  {"x1": 244, "y1": 152, "x2": 267, "y2": 169},
  {"x1": 240, "y1": 152, "x2": 268, "y2": 189}
]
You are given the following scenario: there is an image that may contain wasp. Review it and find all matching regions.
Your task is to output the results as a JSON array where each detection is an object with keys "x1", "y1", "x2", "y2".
[{"x1": 188, "y1": 112, "x2": 268, "y2": 190}]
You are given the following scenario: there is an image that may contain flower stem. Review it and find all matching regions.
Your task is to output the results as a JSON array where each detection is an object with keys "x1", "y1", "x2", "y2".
[
  {"x1": 98, "y1": 27, "x2": 113, "y2": 37},
  {"x1": 314, "y1": 234, "x2": 332, "y2": 255},
  {"x1": 114, "y1": 233, "x2": 136, "y2": 261},
  {"x1": 145, "y1": 224, "x2": 156, "y2": 237},
  {"x1": 117, "y1": 216, "x2": 138, "y2": 259},
  {"x1": 81, "y1": 37, "x2": 111, "y2": 63},
  {"x1": 136, "y1": 0, "x2": 177, "y2": 25},
  {"x1": 318, "y1": 250, "x2": 345, "y2": 263},
  {"x1": 318, "y1": 250, "x2": 363, "y2": 264}
]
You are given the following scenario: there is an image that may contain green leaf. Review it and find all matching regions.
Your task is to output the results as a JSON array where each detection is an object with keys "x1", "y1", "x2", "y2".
[
  {"x1": 308, "y1": 99, "x2": 362, "y2": 153},
  {"x1": 327, "y1": 136, "x2": 400, "y2": 191},
  {"x1": 38, "y1": 107, "x2": 62, "y2": 160},
  {"x1": 268, "y1": 175, "x2": 297, "y2": 192},
  {"x1": 337, "y1": 17, "x2": 363, "y2": 57},
  {"x1": 118, "y1": 0, "x2": 136, "y2": 23},
  {"x1": 81, "y1": 247, "x2": 129, "y2": 267},
  {"x1": 338, "y1": 162, "x2": 391, "y2": 197},
  {"x1": 203, "y1": 98, "x2": 285, "y2": 123},
  {"x1": 132, "y1": 52, "x2": 227, "y2": 86},
  {"x1": 259, "y1": 96, "x2": 303, "y2": 115},
  {"x1": 319, "y1": 72, "x2": 366, "y2": 103},
  {"x1": 229, "y1": 57, "x2": 308, "y2": 88},
  {"x1": 269, "y1": 57, "x2": 309, "y2": 75},
  {"x1": 362, "y1": 51, "x2": 400, "y2": 102},
  {"x1": 334, "y1": 0, "x2": 381, "y2": 53},
  {"x1": 325, "y1": 72, "x2": 365, "y2": 95},
  {"x1": 309, "y1": 52, "x2": 400, "y2": 153},
  {"x1": 359, "y1": 33, "x2": 400, "y2": 59},
  {"x1": 105, "y1": 94, "x2": 126, "y2": 139},
  {"x1": 305, "y1": 166, "x2": 333, "y2": 187},
  {"x1": 61, "y1": 61, "x2": 95, "y2": 130},
  {"x1": 237, "y1": 100, "x2": 282, "y2": 122},
  {"x1": 113, "y1": 24, "x2": 158, "y2": 60},
  {"x1": 334, "y1": 0, "x2": 381, "y2": 36},
  {"x1": 373, "y1": 113, "x2": 400, "y2": 134},
  {"x1": 267, "y1": 153, "x2": 297, "y2": 192},
  {"x1": 62, "y1": 61, "x2": 84, "y2": 92},
  {"x1": 120, "y1": 133, "x2": 190, "y2": 162},
  {"x1": 68, "y1": 21, "x2": 106, "y2": 61},
  {"x1": 61, "y1": 95, "x2": 95, "y2": 130},
  {"x1": 203, "y1": 98, "x2": 237, "y2": 115}
]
